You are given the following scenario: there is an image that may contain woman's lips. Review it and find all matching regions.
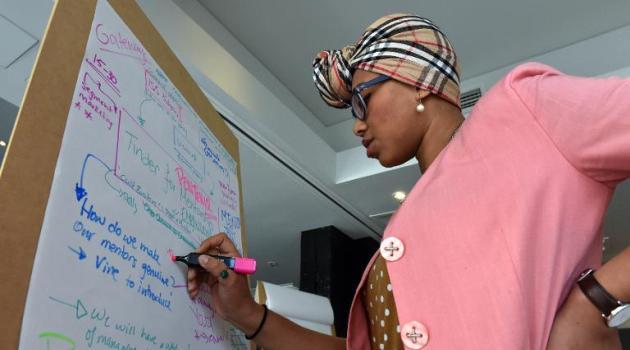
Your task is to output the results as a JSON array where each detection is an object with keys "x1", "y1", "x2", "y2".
[{"x1": 363, "y1": 139, "x2": 376, "y2": 157}]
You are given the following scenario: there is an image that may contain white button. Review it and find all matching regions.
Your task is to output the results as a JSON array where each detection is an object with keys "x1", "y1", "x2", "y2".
[
  {"x1": 400, "y1": 321, "x2": 429, "y2": 349},
  {"x1": 380, "y1": 237, "x2": 404, "y2": 261}
]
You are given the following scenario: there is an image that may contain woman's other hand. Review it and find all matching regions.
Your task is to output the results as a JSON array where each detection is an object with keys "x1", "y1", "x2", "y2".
[
  {"x1": 187, "y1": 232, "x2": 262, "y2": 327},
  {"x1": 547, "y1": 285, "x2": 621, "y2": 350}
]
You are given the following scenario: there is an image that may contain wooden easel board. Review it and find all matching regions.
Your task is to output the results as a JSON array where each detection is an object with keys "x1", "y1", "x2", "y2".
[{"x1": 0, "y1": 1, "x2": 249, "y2": 348}]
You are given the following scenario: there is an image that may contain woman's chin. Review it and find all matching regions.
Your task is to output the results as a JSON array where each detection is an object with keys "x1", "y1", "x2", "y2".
[{"x1": 377, "y1": 155, "x2": 406, "y2": 168}]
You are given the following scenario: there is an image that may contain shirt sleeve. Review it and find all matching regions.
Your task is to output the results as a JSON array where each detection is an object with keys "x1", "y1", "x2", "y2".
[{"x1": 509, "y1": 63, "x2": 630, "y2": 187}]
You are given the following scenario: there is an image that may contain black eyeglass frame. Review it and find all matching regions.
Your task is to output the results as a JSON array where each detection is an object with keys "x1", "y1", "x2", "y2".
[{"x1": 350, "y1": 75, "x2": 390, "y2": 120}]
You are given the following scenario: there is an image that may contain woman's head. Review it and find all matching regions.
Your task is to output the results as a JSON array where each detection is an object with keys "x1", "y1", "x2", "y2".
[{"x1": 313, "y1": 14, "x2": 462, "y2": 167}]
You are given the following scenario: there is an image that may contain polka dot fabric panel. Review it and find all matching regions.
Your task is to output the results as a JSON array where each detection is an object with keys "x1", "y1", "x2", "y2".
[{"x1": 362, "y1": 255, "x2": 403, "y2": 350}]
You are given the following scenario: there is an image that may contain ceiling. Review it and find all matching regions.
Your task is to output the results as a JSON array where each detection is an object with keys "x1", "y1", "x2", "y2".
[{"x1": 199, "y1": 0, "x2": 630, "y2": 128}]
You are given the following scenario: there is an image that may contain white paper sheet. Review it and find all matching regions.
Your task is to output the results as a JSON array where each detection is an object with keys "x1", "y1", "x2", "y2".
[
  {"x1": 18, "y1": 1, "x2": 247, "y2": 349},
  {"x1": 262, "y1": 282, "x2": 334, "y2": 325}
]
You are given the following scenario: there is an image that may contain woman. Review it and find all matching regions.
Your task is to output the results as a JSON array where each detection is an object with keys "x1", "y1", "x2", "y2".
[{"x1": 188, "y1": 14, "x2": 630, "y2": 349}]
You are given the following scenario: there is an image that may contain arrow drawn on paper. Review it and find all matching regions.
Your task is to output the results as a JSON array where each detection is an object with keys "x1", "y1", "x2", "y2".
[
  {"x1": 68, "y1": 246, "x2": 87, "y2": 260},
  {"x1": 48, "y1": 296, "x2": 88, "y2": 320},
  {"x1": 75, "y1": 153, "x2": 112, "y2": 201}
]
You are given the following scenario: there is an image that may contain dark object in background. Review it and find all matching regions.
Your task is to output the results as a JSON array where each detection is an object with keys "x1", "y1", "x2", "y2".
[
  {"x1": 300, "y1": 225, "x2": 379, "y2": 337},
  {"x1": 0, "y1": 97, "x2": 18, "y2": 163}
]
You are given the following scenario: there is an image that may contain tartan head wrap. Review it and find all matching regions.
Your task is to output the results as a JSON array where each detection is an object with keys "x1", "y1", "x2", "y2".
[{"x1": 313, "y1": 14, "x2": 461, "y2": 109}]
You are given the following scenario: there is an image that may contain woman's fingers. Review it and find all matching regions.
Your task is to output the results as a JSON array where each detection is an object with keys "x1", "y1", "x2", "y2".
[
  {"x1": 195, "y1": 232, "x2": 240, "y2": 257},
  {"x1": 187, "y1": 267, "x2": 215, "y2": 295},
  {"x1": 187, "y1": 267, "x2": 198, "y2": 296},
  {"x1": 187, "y1": 267, "x2": 205, "y2": 298},
  {"x1": 198, "y1": 254, "x2": 234, "y2": 284},
  {"x1": 187, "y1": 233, "x2": 240, "y2": 299},
  {"x1": 187, "y1": 266, "x2": 197, "y2": 283}
]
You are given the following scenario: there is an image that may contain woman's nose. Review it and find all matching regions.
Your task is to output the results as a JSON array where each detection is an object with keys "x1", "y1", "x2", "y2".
[{"x1": 353, "y1": 118, "x2": 367, "y2": 137}]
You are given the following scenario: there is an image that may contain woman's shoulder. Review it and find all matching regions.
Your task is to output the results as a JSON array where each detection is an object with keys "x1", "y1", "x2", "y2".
[
  {"x1": 502, "y1": 62, "x2": 564, "y2": 85},
  {"x1": 467, "y1": 62, "x2": 565, "y2": 120},
  {"x1": 478, "y1": 62, "x2": 565, "y2": 103}
]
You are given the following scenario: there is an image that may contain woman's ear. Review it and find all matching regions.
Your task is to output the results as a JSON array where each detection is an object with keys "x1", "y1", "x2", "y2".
[{"x1": 415, "y1": 88, "x2": 432, "y2": 102}]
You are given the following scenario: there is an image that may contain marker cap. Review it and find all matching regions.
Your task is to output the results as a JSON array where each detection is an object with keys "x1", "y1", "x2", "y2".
[{"x1": 233, "y1": 257, "x2": 256, "y2": 274}]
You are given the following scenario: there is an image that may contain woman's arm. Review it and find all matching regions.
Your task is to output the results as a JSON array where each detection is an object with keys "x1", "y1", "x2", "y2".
[
  {"x1": 187, "y1": 233, "x2": 345, "y2": 350},
  {"x1": 509, "y1": 65, "x2": 630, "y2": 349},
  {"x1": 546, "y1": 248, "x2": 630, "y2": 350},
  {"x1": 233, "y1": 301, "x2": 345, "y2": 350}
]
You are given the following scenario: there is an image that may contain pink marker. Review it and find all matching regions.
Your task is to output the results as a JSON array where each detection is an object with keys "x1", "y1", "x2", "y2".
[{"x1": 171, "y1": 253, "x2": 256, "y2": 275}]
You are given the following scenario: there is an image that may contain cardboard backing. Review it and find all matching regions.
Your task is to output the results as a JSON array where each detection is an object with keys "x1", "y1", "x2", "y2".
[{"x1": 0, "y1": 1, "x2": 246, "y2": 347}]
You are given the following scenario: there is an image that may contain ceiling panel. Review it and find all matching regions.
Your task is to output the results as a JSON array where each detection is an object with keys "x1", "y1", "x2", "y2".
[
  {"x1": 0, "y1": 0, "x2": 54, "y2": 37},
  {"x1": 0, "y1": 15, "x2": 38, "y2": 68}
]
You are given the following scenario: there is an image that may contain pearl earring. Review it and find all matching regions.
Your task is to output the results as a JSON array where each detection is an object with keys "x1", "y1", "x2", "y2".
[{"x1": 416, "y1": 101, "x2": 425, "y2": 113}]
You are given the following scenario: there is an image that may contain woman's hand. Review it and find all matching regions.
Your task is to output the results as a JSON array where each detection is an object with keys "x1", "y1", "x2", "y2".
[
  {"x1": 188, "y1": 233, "x2": 345, "y2": 350},
  {"x1": 187, "y1": 232, "x2": 262, "y2": 328},
  {"x1": 546, "y1": 285, "x2": 621, "y2": 350}
]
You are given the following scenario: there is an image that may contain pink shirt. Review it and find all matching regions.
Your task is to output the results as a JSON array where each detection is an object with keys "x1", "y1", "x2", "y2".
[{"x1": 346, "y1": 62, "x2": 630, "y2": 349}]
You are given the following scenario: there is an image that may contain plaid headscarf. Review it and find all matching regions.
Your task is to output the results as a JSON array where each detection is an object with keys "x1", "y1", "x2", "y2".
[{"x1": 313, "y1": 14, "x2": 461, "y2": 109}]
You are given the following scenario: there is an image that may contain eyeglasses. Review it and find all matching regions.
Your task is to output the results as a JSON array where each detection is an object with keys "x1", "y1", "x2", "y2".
[{"x1": 350, "y1": 75, "x2": 390, "y2": 121}]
